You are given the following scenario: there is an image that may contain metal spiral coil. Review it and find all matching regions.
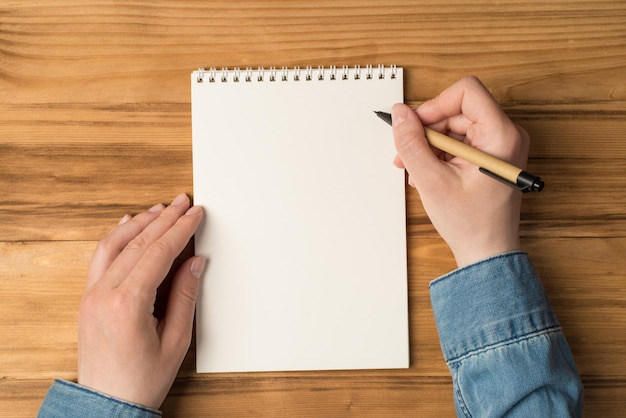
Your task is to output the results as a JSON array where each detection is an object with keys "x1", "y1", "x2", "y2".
[{"x1": 196, "y1": 65, "x2": 398, "y2": 83}]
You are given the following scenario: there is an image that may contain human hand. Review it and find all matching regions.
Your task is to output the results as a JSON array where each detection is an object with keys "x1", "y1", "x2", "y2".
[
  {"x1": 392, "y1": 76, "x2": 529, "y2": 267},
  {"x1": 77, "y1": 193, "x2": 206, "y2": 409}
]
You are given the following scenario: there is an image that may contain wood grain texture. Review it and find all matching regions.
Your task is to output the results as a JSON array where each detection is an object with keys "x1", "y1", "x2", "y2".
[{"x1": 2, "y1": 0, "x2": 626, "y2": 415}]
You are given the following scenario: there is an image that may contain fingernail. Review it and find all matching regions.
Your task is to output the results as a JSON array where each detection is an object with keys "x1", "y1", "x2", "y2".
[
  {"x1": 391, "y1": 103, "x2": 407, "y2": 127},
  {"x1": 171, "y1": 193, "x2": 188, "y2": 206},
  {"x1": 190, "y1": 256, "x2": 207, "y2": 279},
  {"x1": 118, "y1": 214, "x2": 132, "y2": 225},
  {"x1": 185, "y1": 205, "x2": 203, "y2": 216},
  {"x1": 148, "y1": 203, "x2": 165, "y2": 213}
]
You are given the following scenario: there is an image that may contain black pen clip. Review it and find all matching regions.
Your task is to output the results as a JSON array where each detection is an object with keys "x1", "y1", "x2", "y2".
[{"x1": 479, "y1": 168, "x2": 544, "y2": 193}]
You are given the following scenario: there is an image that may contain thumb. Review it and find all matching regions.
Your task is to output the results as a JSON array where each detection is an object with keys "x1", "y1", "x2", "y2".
[
  {"x1": 161, "y1": 255, "x2": 206, "y2": 352},
  {"x1": 391, "y1": 103, "x2": 444, "y2": 189}
]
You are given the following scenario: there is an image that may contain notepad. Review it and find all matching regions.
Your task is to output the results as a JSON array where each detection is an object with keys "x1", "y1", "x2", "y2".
[{"x1": 191, "y1": 65, "x2": 408, "y2": 373}]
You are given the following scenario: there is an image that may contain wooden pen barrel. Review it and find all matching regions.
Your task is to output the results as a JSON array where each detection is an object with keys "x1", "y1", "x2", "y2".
[{"x1": 424, "y1": 127, "x2": 522, "y2": 184}]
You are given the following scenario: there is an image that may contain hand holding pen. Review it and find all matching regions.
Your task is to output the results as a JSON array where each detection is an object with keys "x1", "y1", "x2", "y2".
[
  {"x1": 388, "y1": 76, "x2": 530, "y2": 268},
  {"x1": 375, "y1": 112, "x2": 543, "y2": 193}
]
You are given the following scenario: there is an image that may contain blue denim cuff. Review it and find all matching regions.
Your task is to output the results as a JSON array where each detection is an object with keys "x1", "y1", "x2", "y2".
[
  {"x1": 38, "y1": 379, "x2": 162, "y2": 418},
  {"x1": 429, "y1": 251, "x2": 560, "y2": 363}
]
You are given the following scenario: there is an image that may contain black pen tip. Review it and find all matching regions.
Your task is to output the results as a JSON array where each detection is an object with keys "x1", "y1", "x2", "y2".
[{"x1": 374, "y1": 111, "x2": 393, "y2": 126}]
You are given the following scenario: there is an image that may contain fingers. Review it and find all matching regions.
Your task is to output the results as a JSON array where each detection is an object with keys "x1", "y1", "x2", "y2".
[
  {"x1": 88, "y1": 194, "x2": 204, "y2": 295},
  {"x1": 102, "y1": 194, "x2": 194, "y2": 287},
  {"x1": 391, "y1": 103, "x2": 450, "y2": 191},
  {"x1": 415, "y1": 76, "x2": 527, "y2": 165},
  {"x1": 161, "y1": 255, "x2": 206, "y2": 353},
  {"x1": 416, "y1": 76, "x2": 506, "y2": 130},
  {"x1": 86, "y1": 204, "x2": 165, "y2": 290},
  {"x1": 122, "y1": 204, "x2": 203, "y2": 293}
]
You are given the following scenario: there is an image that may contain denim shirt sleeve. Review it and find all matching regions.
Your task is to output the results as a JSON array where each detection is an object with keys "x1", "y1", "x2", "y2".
[
  {"x1": 429, "y1": 251, "x2": 583, "y2": 418},
  {"x1": 38, "y1": 379, "x2": 162, "y2": 418}
]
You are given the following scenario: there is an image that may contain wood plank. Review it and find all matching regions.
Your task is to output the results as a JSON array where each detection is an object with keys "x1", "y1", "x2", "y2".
[
  {"x1": 161, "y1": 376, "x2": 626, "y2": 417},
  {"x1": 2, "y1": 103, "x2": 625, "y2": 148},
  {"x1": 0, "y1": 376, "x2": 458, "y2": 417},
  {"x1": 0, "y1": 142, "x2": 192, "y2": 241},
  {"x1": 2, "y1": 376, "x2": 626, "y2": 417},
  {"x1": 3, "y1": 141, "x2": 626, "y2": 241},
  {"x1": 0, "y1": 241, "x2": 89, "y2": 380},
  {"x1": 0, "y1": 1, "x2": 624, "y2": 104},
  {"x1": 0, "y1": 102, "x2": 191, "y2": 145},
  {"x1": 2, "y1": 100, "x2": 625, "y2": 241},
  {"x1": 2, "y1": 238, "x2": 626, "y2": 381},
  {"x1": 162, "y1": 375, "x2": 458, "y2": 417},
  {"x1": 0, "y1": 239, "x2": 449, "y2": 379}
]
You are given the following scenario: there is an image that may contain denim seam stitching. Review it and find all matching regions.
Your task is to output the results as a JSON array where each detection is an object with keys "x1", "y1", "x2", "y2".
[
  {"x1": 429, "y1": 250, "x2": 526, "y2": 288},
  {"x1": 452, "y1": 371, "x2": 473, "y2": 418},
  {"x1": 446, "y1": 325, "x2": 563, "y2": 366}
]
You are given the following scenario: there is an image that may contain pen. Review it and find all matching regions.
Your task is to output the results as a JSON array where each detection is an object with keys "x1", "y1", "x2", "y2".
[{"x1": 374, "y1": 111, "x2": 544, "y2": 192}]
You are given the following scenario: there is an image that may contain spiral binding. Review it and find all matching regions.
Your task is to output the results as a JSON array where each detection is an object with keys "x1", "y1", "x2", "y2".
[{"x1": 196, "y1": 65, "x2": 398, "y2": 83}]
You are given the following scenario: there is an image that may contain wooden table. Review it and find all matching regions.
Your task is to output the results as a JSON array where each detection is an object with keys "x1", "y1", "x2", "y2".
[{"x1": 1, "y1": 1, "x2": 625, "y2": 416}]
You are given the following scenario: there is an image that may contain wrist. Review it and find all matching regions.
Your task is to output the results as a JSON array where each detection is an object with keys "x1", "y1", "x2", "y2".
[{"x1": 450, "y1": 234, "x2": 521, "y2": 268}]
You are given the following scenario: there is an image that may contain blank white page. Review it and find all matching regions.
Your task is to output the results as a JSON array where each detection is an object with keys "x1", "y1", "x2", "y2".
[{"x1": 192, "y1": 66, "x2": 408, "y2": 373}]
